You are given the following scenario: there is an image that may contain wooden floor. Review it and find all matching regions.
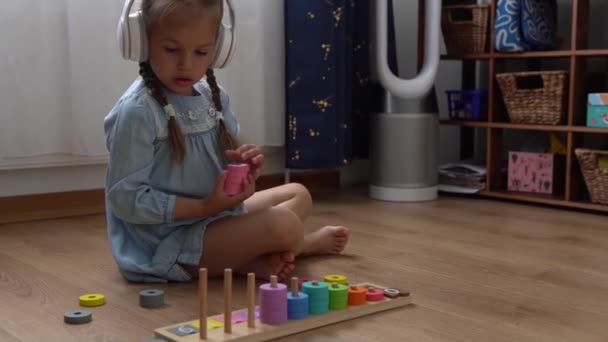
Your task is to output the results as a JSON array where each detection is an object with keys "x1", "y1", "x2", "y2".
[{"x1": 1, "y1": 187, "x2": 608, "y2": 341}]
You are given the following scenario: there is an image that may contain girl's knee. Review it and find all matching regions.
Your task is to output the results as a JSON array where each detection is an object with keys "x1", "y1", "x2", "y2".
[
  {"x1": 291, "y1": 183, "x2": 312, "y2": 201},
  {"x1": 288, "y1": 183, "x2": 312, "y2": 210},
  {"x1": 268, "y1": 206, "x2": 303, "y2": 249}
]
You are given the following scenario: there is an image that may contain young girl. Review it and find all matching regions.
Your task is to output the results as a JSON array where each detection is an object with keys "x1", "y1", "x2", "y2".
[{"x1": 104, "y1": 0, "x2": 349, "y2": 283}]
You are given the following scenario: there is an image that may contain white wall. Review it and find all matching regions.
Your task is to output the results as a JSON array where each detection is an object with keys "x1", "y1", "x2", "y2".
[{"x1": 214, "y1": 0, "x2": 285, "y2": 147}]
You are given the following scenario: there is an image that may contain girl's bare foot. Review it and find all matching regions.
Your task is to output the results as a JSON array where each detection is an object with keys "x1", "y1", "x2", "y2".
[
  {"x1": 299, "y1": 226, "x2": 349, "y2": 256},
  {"x1": 236, "y1": 252, "x2": 295, "y2": 281}
]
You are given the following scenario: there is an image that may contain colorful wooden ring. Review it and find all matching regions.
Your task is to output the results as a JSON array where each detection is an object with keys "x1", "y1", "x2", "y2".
[
  {"x1": 79, "y1": 293, "x2": 105, "y2": 307},
  {"x1": 139, "y1": 289, "x2": 165, "y2": 308},
  {"x1": 366, "y1": 288, "x2": 384, "y2": 301},
  {"x1": 383, "y1": 288, "x2": 401, "y2": 298},
  {"x1": 64, "y1": 310, "x2": 92, "y2": 324},
  {"x1": 224, "y1": 164, "x2": 250, "y2": 196},
  {"x1": 323, "y1": 274, "x2": 347, "y2": 284},
  {"x1": 348, "y1": 286, "x2": 367, "y2": 305},
  {"x1": 348, "y1": 286, "x2": 366, "y2": 294}
]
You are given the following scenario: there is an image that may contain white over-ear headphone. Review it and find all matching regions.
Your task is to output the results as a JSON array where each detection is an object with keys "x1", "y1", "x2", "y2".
[{"x1": 117, "y1": 0, "x2": 236, "y2": 69}]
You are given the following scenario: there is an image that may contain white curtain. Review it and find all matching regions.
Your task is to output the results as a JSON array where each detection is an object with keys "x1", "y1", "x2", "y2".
[{"x1": 0, "y1": 0, "x2": 136, "y2": 169}]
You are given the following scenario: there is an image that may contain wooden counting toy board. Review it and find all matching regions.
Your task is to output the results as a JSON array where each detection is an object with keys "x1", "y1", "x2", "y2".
[{"x1": 154, "y1": 279, "x2": 413, "y2": 342}]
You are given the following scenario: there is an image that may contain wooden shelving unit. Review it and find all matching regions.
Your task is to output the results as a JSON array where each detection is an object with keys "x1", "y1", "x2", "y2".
[{"x1": 435, "y1": 0, "x2": 608, "y2": 213}]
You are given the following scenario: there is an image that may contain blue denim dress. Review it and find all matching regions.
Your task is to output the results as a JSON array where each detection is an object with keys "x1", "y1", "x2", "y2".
[{"x1": 104, "y1": 77, "x2": 245, "y2": 283}]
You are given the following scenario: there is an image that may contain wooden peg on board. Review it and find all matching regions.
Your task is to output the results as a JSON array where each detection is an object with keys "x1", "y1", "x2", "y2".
[
  {"x1": 199, "y1": 268, "x2": 207, "y2": 340},
  {"x1": 247, "y1": 273, "x2": 255, "y2": 328},
  {"x1": 224, "y1": 269, "x2": 232, "y2": 334},
  {"x1": 291, "y1": 277, "x2": 299, "y2": 296}
]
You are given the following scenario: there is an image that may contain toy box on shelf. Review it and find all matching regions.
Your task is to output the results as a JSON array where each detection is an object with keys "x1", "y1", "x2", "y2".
[{"x1": 508, "y1": 151, "x2": 565, "y2": 195}]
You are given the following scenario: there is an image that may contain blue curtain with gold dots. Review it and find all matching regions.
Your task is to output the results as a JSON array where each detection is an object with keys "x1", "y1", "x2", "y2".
[{"x1": 285, "y1": 0, "x2": 398, "y2": 169}]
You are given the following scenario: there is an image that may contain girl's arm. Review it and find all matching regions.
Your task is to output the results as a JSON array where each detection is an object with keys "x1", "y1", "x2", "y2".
[
  {"x1": 173, "y1": 197, "x2": 212, "y2": 220},
  {"x1": 173, "y1": 172, "x2": 255, "y2": 220},
  {"x1": 105, "y1": 99, "x2": 175, "y2": 224}
]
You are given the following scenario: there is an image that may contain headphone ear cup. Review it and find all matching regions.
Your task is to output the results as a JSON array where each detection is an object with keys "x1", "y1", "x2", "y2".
[
  {"x1": 117, "y1": 10, "x2": 129, "y2": 60},
  {"x1": 221, "y1": 22, "x2": 235, "y2": 67},
  {"x1": 210, "y1": 25, "x2": 226, "y2": 69},
  {"x1": 210, "y1": 22, "x2": 235, "y2": 69},
  {"x1": 210, "y1": 0, "x2": 236, "y2": 69},
  {"x1": 128, "y1": 11, "x2": 148, "y2": 62}
]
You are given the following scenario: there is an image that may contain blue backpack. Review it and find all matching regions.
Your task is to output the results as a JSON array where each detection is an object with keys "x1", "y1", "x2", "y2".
[{"x1": 494, "y1": 0, "x2": 558, "y2": 52}]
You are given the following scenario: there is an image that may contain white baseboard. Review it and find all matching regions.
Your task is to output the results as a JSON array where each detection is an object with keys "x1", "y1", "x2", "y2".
[{"x1": 0, "y1": 164, "x2": 107, "y2": 197}]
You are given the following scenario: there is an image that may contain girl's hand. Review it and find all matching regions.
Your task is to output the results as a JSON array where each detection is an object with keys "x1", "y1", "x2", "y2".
[
  {"x1": 204, "y1": 172, "x2": 255, "y2": 214},
  {"x1": 225, "y1": 144, "x2": 264, "y2": 180}
]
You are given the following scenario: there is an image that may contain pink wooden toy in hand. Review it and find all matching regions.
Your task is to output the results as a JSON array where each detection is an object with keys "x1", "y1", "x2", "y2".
[{"x1": 224, "y1": 163, "x2": 250, "y2": 196}]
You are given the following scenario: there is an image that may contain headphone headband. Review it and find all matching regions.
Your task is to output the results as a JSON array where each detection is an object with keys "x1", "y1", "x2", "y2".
[{"x1": 117, "y1": 0, "x2": 236, "y2": 69}]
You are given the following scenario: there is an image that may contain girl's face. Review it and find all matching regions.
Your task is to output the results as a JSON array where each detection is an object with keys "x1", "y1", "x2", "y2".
[{"x1": 148, "y1": 6, "x2": 220, "y2": 96}]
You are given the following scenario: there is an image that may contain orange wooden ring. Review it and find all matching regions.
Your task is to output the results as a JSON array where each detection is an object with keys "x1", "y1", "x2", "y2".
[{"x1": 348, "y1": 286, "x2": 367, "y2": 305}]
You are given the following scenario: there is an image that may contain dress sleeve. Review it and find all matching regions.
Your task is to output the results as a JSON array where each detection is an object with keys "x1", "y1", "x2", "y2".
[{"x1": 104, "y1": 95, "x2": 177, "y2": 224}]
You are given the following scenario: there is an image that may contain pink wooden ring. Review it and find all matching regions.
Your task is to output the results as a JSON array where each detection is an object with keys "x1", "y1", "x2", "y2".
[
  {"x1": 224, "y1": 163, "x2": 250, "y2": 196},
  {"x1": 366, "y1": 288, "x2": 384, "y2": 301}
]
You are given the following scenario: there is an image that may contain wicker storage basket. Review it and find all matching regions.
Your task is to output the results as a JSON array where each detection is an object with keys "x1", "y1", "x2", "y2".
[
  {"x1": 575, "y1": 148, "x2": 608, "y2": 205},
  {"x1": 441, "y1": 5, "x2": 489, "y2": 55},
  {"x1": 496, "y1": 71, "x2": 568, "y2": 125}
]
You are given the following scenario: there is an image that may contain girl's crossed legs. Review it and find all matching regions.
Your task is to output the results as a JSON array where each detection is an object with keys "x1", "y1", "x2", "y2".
[{"x1": 196, "y1": 183, "x2": 349, "y2": 280}]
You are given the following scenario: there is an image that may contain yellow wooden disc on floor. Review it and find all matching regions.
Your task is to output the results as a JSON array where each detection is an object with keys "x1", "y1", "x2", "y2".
[
  {"x1": 323, "y1": 274, "x2": 347, "y2": 284},
  {"x1": 79, "y1": 294, "x2": 105, "y2": 307}
]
